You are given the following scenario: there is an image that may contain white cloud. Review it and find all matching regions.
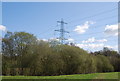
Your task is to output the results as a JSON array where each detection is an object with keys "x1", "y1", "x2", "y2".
[
  {"x1": 0, "y1": 25, "x2": 6, "y2": 31},
  {"x1": 37, "y1": 38, "x2": 48, "y2": 42},
  {"x1": 97, "y1": 39, "x2": 107, "y2": 42},
  {"x1": 42, "y1": 39, "x2": 48, "y2": 41},
  {"x1": 38, "y1": 38, "x2": 60, "y2": 42},
  {"x1": 76, "y1": 43, "x2": 118, "y2": 51},
  {"x1": 82, "y1": 37, "x2": 107, "y2": 43},
  {"x1": 66, "y1": 38, "x2": 74, "y2": 42},
  {"x1": 48, "y1": 38, "x2": 59, "y2": 41},
  {"x1": 74, "y1": 21, "x2": 95, "y2": 34},
  {"x1": 82, "y1": 37, "x2": 95, "y2": 43},
  {"x1": 105, "y1": 45, "x2": 118, "y2": 49},
  {"x1": 104, "y1": 45, "x2": 113, "y2": 49},
  {"x1": 76, "y1": 43, "x2": 104, "y2": 49},
  {"x1": 104, "y1": 24, "x2": 118, "y2": 36}
]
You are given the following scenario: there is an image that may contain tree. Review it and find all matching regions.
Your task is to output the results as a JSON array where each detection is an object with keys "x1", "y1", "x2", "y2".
[
  {"x1": 2, "y1": 31, "x2": 14, "y2": 57},
  {"x1": 96, "y1": 55, "x2": 114, "y2": 72},
  {"x1": 2, "y1": 31, "x2": 37, "y2": 75},
  {"x1": 2, "y1": 31, "x2": 119, "y2": 76},
  {"x1": 0, "y1": 54, "x2": 2, "y2": 75}
]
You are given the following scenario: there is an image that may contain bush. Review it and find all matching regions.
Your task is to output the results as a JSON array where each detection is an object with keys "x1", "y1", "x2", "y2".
[{"x1": 96, "y1": 55, "x2": 114, "y2": 72}]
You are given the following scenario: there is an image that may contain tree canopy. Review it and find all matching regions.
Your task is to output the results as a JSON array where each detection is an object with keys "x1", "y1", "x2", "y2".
[{"x1": 2, "y1": 31, "x2": 120, "y2": 76}]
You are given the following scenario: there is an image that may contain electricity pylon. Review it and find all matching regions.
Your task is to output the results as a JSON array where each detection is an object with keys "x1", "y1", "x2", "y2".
[{"x1": 55, "y1": 19, "x2": 69, "y2": 44}]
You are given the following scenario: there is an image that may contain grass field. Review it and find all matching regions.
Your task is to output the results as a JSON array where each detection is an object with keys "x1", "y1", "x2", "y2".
[{"x1": 2, "y1": 72, "x2": 119, "y2": 79}]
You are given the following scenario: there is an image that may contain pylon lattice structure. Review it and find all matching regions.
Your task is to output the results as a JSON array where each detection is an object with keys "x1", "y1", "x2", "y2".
[{"x1": 55, "y1": 19, "x2": 69, "y2": 44}]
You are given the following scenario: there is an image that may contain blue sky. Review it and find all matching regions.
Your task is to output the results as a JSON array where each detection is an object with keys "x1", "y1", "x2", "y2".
[{"x1": 2, "y1": 2, "x2": 118, "y2": 52}]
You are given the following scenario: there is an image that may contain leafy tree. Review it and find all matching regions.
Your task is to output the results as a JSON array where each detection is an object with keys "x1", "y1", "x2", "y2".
[
  {"x1": 2, "y1": 31, "x2": 37, "y2": 75},
  {"x1": 96, "y1": 55, "x2": 114, "y2": 72},
  {"x1": 2, "y1": 31, "x2": 120, "y2": 76}
]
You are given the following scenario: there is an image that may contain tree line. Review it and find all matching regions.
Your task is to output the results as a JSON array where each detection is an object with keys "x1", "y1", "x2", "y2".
[{"x1": 2, "y1": 31, "x2": 120, "y2": 76}]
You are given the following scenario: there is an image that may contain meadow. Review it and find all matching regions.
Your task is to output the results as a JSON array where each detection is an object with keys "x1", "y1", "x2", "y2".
[{"x1": 2, "y1": 72, "x2": 119, "y2": 79}]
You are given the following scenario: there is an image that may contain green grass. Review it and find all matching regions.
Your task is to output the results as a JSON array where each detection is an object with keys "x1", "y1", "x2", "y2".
[{"x1": 2, "y1": 72, "x2": 119, "y2": 79}]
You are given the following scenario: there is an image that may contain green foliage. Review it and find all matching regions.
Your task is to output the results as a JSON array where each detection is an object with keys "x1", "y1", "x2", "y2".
[
  {"x1": 2, "y1": 31, "x2": 120, "y2": 76},
  {"x1": 0, "y1": 54, "x2": 2, "y2": 75},
  {"x1": 96, "y1": 55, "x2": 114, "y2": 72}
]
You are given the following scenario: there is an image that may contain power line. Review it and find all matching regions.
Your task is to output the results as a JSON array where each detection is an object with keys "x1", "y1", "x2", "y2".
[
  {"x1": 67, "y1": 15, "x2": 117, "y2": 31},
  {"x1": 39, "y1": 7, "x2": 117, "y2": 37},
  {"x1": 38, "y1": 20, "x2": 117, "y2": 42},
  {"x1": 39, "y1": 25, "x2": 57, "y2": 35},
  {"x1": 38, "y1": 7, "x2": 118, "y2": 44},
  {"x1": 69, "y1": 21, "x2": 117, "y2": 37},
  {"x1": 94, "y1": 15, "x2": 117, "y2": 22},
  {"x1": 67, "y1": 7, "x2": 118, "y2": 24},
  {"x1": 40, "y1": 19, "x2": 115, "y2": 36},
  {"x1": 74, "y1": 36, "x2": 117, "y2": 42},
  {"x1": 65, "y1": 6, "x2": 118, "y2": 20},
  {"x1": 71, "y1": 31, "x2": 103, "y2": 37},
  {"x1": 39, "y1": 16, "x2": 117, "y2": 37}
]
